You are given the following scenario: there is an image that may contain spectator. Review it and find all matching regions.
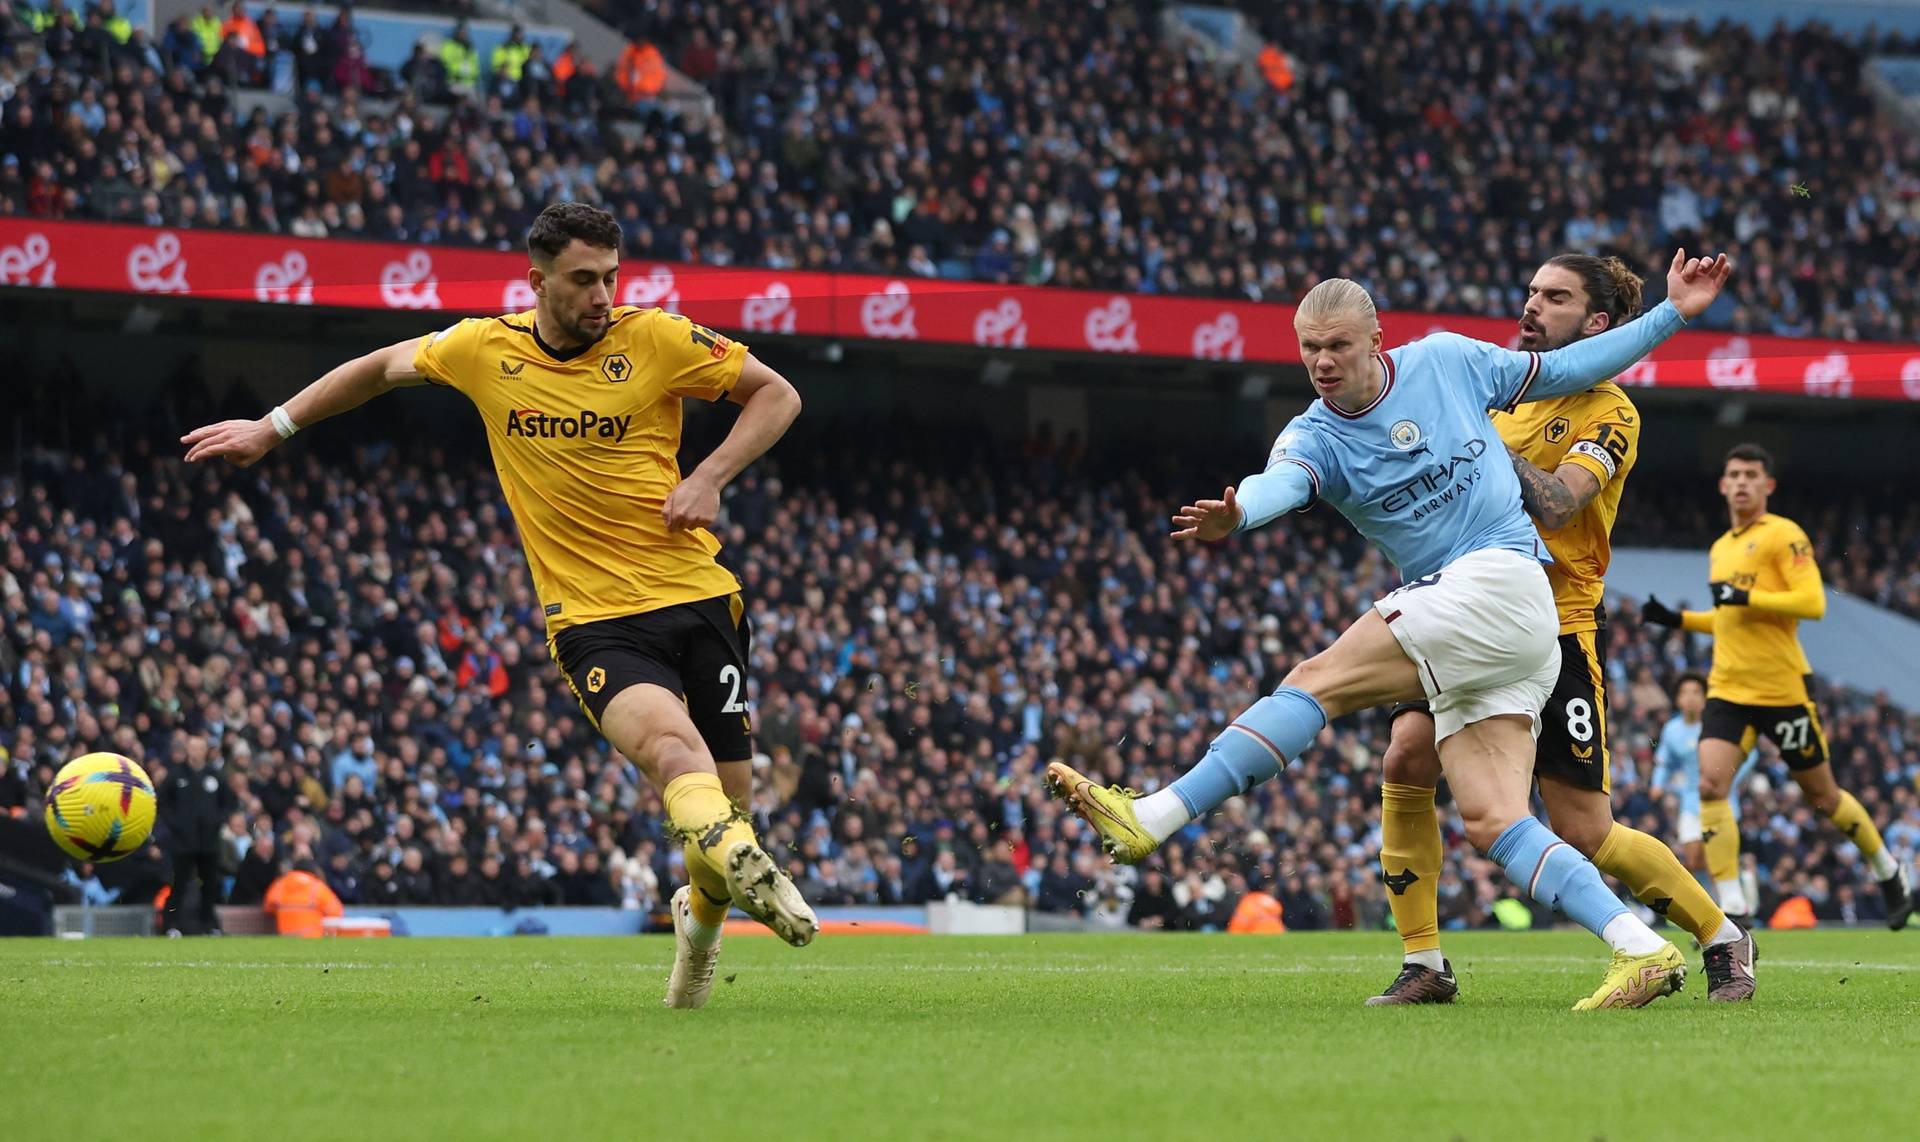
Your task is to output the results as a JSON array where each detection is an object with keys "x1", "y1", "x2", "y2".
[
  {"x1": 229, "y1": 832, "x2": 279, "y2": 905},
  {"x1": 320, "y1": 851, "x2": 359, "y2": 904},
  {"x1": 332, "y1": 39, "x2": 377, "y2": 96},
  {"x1": 917, "y1": 848, "x2": 972, "y2": 902},
  {"x1": 399, "y1": 38, "x2": 446, "y2": 102},
  {"x1": 94, "y1": 0, "x2": 132, "y2": 45},
  {"x1": 1035, "y1": 851, "x2": 1088, "y2": 913},
  {"x1": 363, "y1": 858, "x2": 402, "y2": 907},
  {"x1": 218, "y1": 2, "x2": 265, "y2": 85},
  {"x1": 161, "y1": 16, "x2": 203, "y2": 71},
  {"x1": 1129, "y1": 869, "x2": 1181, "y2": 930},
  {"x1": 396, "y1": 846, "x2": 435, "y2": 903},
  {"x1": 289, "y1": 9, "x2": 325, "y2": 89}
]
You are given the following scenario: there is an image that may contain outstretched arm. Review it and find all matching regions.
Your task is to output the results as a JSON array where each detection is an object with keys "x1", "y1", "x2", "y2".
[
  {"x1": 1524, "y1": 300, "x2": 1685, "y2": 401},
  {"x1": 1169, "y1": 462, "x2": 1316, "y2": 542},
  {"x1": 1510, "y1": 251, "x2": 1732, "y2": 404},
  {"x1": 1234, "y1": 460, "x2": 1317, "y2": 532},
  {"x1": 181, "y1": 337, "x2": 428, "y2": 467},
  {"x1": 663, "y1": 354, "x2": 803, "y2": 531}
]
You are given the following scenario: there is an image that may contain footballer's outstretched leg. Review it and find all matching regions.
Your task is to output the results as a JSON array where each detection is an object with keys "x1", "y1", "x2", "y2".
[{"x1": 1048, "y1": 683, "x2": 1340, "y2": 864}]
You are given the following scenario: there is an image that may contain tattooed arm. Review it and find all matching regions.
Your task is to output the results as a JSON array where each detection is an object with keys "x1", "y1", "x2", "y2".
[{"x1": 1507, "y1": 447, "x2": 1601, "y2": 531}]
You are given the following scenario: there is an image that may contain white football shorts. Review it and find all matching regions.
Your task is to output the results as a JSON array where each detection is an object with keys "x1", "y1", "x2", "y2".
[{"x1": 1373, "y1": 548, "x2": 1560, "y2": 743}]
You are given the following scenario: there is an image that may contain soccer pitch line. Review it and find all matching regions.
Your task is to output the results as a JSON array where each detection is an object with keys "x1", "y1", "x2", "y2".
[{"x1": 26, "y1": 954, "x2": 1916, "y2": 973}]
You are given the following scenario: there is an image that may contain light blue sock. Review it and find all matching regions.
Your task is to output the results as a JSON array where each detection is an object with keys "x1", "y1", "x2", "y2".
[
  {"x1": 1169, "y1": 687, "x2": 1326, "y2": 818},
  {"x1": 1486, "y1": 817, "x2": 1627, "y2": 939}
]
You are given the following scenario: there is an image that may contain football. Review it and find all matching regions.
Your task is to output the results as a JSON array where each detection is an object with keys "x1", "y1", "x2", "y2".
[{"x1": 43, "y1": 753, "x2": 157, "y2": 864}]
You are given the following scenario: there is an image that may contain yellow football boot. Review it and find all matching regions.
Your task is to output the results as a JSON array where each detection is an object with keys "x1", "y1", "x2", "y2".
[
  {"x1": 1572, "y1": 942, "x2": 1687, "y2": 1010},
  {"x1": 1043, "y1": 761, "x2": 1161, "y2": 864}
]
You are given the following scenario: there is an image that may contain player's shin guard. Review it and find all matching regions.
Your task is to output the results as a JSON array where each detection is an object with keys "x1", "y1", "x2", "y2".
[
  {"x1": 1826, "y1": 789, "x2": 1898, "y2": 879},
  {"x1": 1168, "y1": 687, "x2": 1326, "y2": 819},
  {"x1": 1488, "y1": 817, "x2": 1657, "y2": 951},
  {"x1": 1700, "y1": 798, "x2": 1746, "y2": 914},
  {"x1": 662, "y1": 771, "x2": 756, "y2": 879},
  {"x1": 1593, "y1": 823, "x2": 1728, "y2": 947},
  {"x1": 1379, "y1": 783, "x2": 1443, "y2": 956}
]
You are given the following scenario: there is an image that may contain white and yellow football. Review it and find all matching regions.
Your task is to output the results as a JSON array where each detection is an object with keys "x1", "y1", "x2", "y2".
[{"x1": 43, "y1": 752, "x2": 157, "y2": 863}]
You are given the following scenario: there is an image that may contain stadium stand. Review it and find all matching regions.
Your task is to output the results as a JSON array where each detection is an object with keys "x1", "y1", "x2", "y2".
[
  {"x1": 2, "y1": 0, "x2": 1920, "y2": 336},
  {"x1": 3, "y1": 403, "x2": 1916, "y2": 934}
]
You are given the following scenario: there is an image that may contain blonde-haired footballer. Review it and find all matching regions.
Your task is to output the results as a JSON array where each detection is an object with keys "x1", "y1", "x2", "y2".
[
  {"x1": 1047, "y1": 249, "x2": 1732, "y2": 1011},
  {"x1": 1642, "y1": 444, "x2": 1917, "y2": 931},
  {"x1": 1369, "y1": 255, "x2": 1753, "y2": 1006},
  {"x1": 183, "y1": 202, "x2": 818, "y2": 1009}
]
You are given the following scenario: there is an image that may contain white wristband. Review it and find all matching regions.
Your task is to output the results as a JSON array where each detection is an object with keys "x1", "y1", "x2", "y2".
[{"x1": 269, "y1": 405, "x2": 300, "y2": 440}]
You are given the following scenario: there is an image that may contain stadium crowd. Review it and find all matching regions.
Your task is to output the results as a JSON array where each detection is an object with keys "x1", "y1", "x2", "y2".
[
  {"x1": 3, "y1": 411, "x2": 1917, "y2": 935},
  {"x1": 3, "y1": 0, "x2": 1920, "y2": 337}
]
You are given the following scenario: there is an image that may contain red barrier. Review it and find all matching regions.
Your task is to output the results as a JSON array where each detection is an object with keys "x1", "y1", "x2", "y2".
[{"x1": 3, "y1": 218, "x2": 1915, "y2": 400}]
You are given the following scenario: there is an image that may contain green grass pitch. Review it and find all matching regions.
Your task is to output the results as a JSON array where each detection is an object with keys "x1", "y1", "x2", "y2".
[{"x1": 5, "y1": 930, "x2": 1916, "y2": 1141}]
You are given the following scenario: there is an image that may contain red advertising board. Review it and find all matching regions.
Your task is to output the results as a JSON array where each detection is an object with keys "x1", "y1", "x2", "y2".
[{"x1": 2, "y1": 218, "x2": 1915, "y2": 400}]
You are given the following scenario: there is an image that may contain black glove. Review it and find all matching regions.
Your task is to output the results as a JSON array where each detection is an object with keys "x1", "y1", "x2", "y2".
[
  {"x1": 1641, "y1": 595, "x2": 1683, "y2": 628},
  {"x1": 1710, "y1": 580, "x2": 1751, "y2": 608}
]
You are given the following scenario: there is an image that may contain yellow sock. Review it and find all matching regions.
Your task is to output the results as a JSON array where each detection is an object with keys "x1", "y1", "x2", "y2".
[
  {"x1": 685, "y1": 846, "x2": 734, "y2": 927},
  {"x1": 1700, "y1": 798, "x2": 1745, "y2": 914},
  {"x1": 1827, "y1": 789, "x2": 1884, "y2": 857},
  {"x1": 1379, "y1": 783, "x2": 1443, "y2": 955},
  {"x1": 1592, "y1": 823, "x2": 1727, "y2": 946},
  {"x1": 662, "y1": 771, "x2": 758, "y2": 881},
  {"x1": 1827, "y1": 789, "x2": 1898, "y2": 879}
]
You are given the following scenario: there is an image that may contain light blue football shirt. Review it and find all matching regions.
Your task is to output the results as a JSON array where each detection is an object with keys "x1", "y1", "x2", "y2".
[{"x1": 1235, "y1": 299, "x2": 1685, "y2": 581}]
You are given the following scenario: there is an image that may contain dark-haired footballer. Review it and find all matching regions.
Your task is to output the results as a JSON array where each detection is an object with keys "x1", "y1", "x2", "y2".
[
  {"x1": 1643, "y1": 442, "x2": 1917, "y2": 934},
  {"x1": 182, "y1": 201, "x2": 818, "y2": 1010},
  {"x1": 1372, "y1": 255, "x2": 1754, "y2": 1007}
]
